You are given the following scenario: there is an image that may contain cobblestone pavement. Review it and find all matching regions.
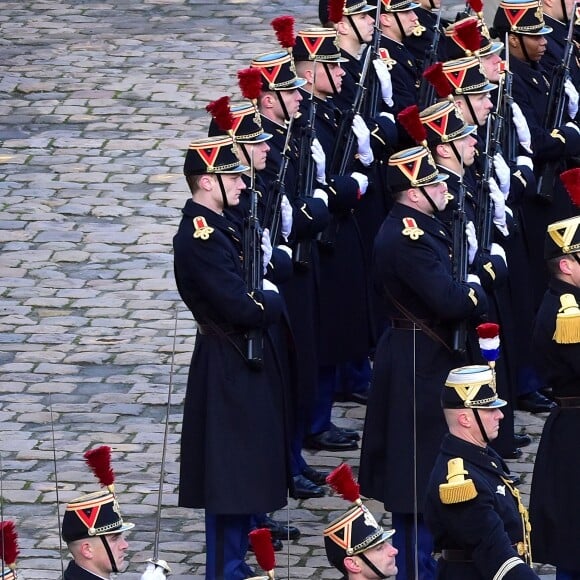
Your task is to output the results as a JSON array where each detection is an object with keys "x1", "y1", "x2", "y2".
[{"x1": 0, "y1": 1, "x2": 556, "y2": 578}]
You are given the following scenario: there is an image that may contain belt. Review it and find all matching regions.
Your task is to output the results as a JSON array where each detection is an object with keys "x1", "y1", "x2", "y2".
[
  {"x1": 556, "y1": 396, "x2": 580, "y2": 408},
  {"x1": 391, "y1": 318, "x2": 430, "y2": 330},
  {"x1": 441, "y1": 542, "x2": 526, "y2": 562},
  {"x1": 197, "y1": 322, "x2": 243, "y2": 336}
]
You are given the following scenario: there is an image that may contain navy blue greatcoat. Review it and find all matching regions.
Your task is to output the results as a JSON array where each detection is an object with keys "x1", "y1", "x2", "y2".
[
  {"x1": 529, "y1": 279, "x2": 580, "y2": 571},
  {"x1": 174, "y1": 199, "x2": 289, "y2": 514},
  {"x1": 359, "y1": 202, "x2": 487, "y2": 513}
]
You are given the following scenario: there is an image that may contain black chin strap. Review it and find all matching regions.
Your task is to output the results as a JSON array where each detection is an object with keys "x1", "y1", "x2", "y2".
[
  {"x1": 393, "y1": 12, "x2": 406, "y2": 40},
  {"x1": 275, "y1": 91, "x2": 290, "y2": 122},
  {"x1": 100, "y1": 535, "x2": 118, "y2": 574},
  {"x1": 418, "y1": 186, "x2": 439, "y2": 213},
  {"x1": 449, "y1": 141, "x2": 463, "y2": 166},
  {"x1": 347, "y1": 14, "x2": 365, "y2": 45},
  {"x1": 472, "y1": 408, "x2": 491, "y2": 444},
  {"x1": 515, "y1": 33, "x2": 532, "y2": 63},
  {"x1": 215, "y1": 174, "x2": 229, "y2": 209},
  {"x1": 322, "y1": 62, "x2": 339, "y2": 94},
  {"x1": 359, "y1": 552, "x2": 390, "y2": 579},
  {"x1": 463, "y1": 94, "x2": 479, "y2": 127}
]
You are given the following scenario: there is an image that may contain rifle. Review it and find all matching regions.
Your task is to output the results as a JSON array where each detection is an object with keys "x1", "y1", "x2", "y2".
[
  {"x1": 263, "y1": 114, "x2": 295, "y2": 244},
  {"x1": 363, "y1": 4, "x2": 383, "y2": 120},
  {"x1": 319, "y1": 48, "x2": 372, "y2": 248},
  {"x1": 417, "y1": 7, "x2": 442, "y2": 109},
  {"x1": 476, "y1": 113, "x2": 495, "y2": 253},
  {"x1": 293, "y1": 79, "x2": 318, "y2": 267},
  {"x1": 536, "y1": 2, "x2": 577, "y2": 202},
  {"x1": 243, "y1": 156, "x2": 264, "y2": 369},
  {"x1": 500, "y1": 34, "x2": 518, "y2": 167},
  {"x1": 452, "y1": 171, "x2": 468, "y2": 354}
]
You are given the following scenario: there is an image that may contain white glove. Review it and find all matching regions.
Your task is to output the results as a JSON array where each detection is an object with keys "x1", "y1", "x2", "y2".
[
  {"x1": 277, "y1": 244, "x2": 292, "y2": 258},
  {"x1": 350, "y1": 171, "x2": 369, "y2": 195},
  {"x1": 313, "y1": 188, "x2": 328, "y2": 206},
  {"x1": 373, "y1": 58, "x2": 394, "y2": 107},
  {"x1": 280, "y1": 195, "x2": 293, "y2": 240},
  {"x1": 565, "y1": 121, "x2": 580, "y2": 135},
  {"x1": 489, "y1": 178, "x2": 508, "y2": 236},
  {"x1": 466, "y1": 221, "x2": 478, "y2": 265},
  {"x1": 493, "y1": 152, "x2": 510, "y2": 196},
  {"x1": 261, "y1": 228, "x2": 273, "y2": 274},
  {"x1": 352, "y1": 114, "x2": 374, "y2": 166},
  {"x1": 510, "y1": 102, "x2": 532, "y2": 153},
  {"x1": 262, "y1": 278, "x2": 279, "y2": 293},
  {"x1": 491, "y1": 242, "x2": 507, "y2": 267},
  {"x1": 565, "y1": 78, "x2": 579, "y2": 119},
  {"x1": 516, "y1": 155, "x2": 533, "y2": 171},
  {"x1": 141, "y1": 562, "x2": 169, "y2": 580},
  {"x1": 311, "y1": 138, "x2": 327, "y2": 185},
  {"x1": 467, "y1": 273, "x2": 482, "y2": 286},
  {"x1": 380, "y1": 111, "x2": 396, "y2": 123}
]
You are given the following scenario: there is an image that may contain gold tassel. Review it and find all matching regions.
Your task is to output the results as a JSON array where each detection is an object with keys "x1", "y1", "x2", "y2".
[
  {"x1": 553, "y1": 294, "x2": 580, "y2": 344},
  {"x1": 439, "y1": 458, "x2": 477, "y2": 504}
]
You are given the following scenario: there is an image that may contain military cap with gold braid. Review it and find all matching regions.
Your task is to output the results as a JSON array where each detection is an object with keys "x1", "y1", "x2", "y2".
[
  {"x1": 419, "y1": 100, "x2": 477, "y2": 146},
  {"x1": 323, "y1": 464, "x2": 395, "y2": 575},
  {"x1": 444, "y1": 16, "x2": 504, "y2": 59},
  {"x1": 387, "y1": 145, "x2": 448, "y2": 192},
  {"x1": 341, "y1": 0, "x2": 376, "y2": 16},
  {"x1": 62, "y1": 446, "x2": 134, "y2": 544},
  {"x1": 183, "y1": 135, "x2": 248, "y2": 177},
  {"x1": 208, "y1": 102, "x2": 273, "y2": 144},
  {"x1": 379, "y1": 0, "x2": 420, "y2": 13},
  {"x1": 441, "y1": 56, "x2": 498, "y2": 95},
  {"x1": 251, "y1": 51, "x2": 306, "y2": 92},
  {"x1": 492, "y1": 0, "x2": 553, "y2": 35},
  {"x1": 293, "y1": 27, "x2": 349, "y2": 62},
  {"x1": 442, "y1": 364, "x2": 507, "y2": 409}
]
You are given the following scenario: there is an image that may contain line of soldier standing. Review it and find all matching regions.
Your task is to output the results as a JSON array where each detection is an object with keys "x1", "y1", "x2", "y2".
[{"x1": 172, "y1": 0, "x2": 580, "y2": 576}]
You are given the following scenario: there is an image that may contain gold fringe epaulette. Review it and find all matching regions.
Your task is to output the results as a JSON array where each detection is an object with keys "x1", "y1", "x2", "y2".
[
  {"x1": 439, "y1": 458, "x2": 477, "y2": 504},
  {"x1": 553, "y1": 294, "x2": 580, "y2": 344}
]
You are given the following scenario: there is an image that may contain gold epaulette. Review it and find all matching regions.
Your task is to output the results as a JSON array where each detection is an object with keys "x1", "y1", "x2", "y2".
[
  {"x1": 402, "y1": 217, "x2": 424, "y2": 240},
  {"x1": 439, "y1": 458, "x2": 477, "y2": 504},
  {"x1": 553, "y1": 294, "x2": 580, "y2": 344},
  {"x1": 193, "y1": 216, "x2": 214, "y2": 240}
]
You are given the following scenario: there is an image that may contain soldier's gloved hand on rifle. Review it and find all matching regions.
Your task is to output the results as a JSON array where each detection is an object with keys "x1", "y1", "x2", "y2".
[
  {"x1": 313, "y1": 188, "x2": 329, "y2": 206},
  {"x1": 280, "y1": 195, "x2": 293, "y2": 241},
  {"x1": 263, "y1": 278, "x2": 279, "y2": 293},
  {"x1": 467, "y1": 273, "x2": 482, "y2": 286},
  {"x1": 490, "y1": 242, "x2": 507, "y2": 267},
  {"x1": 516, "y1": 155, "x2": 533, "y2": 171},
  {"x1": 350, "y1": 171, "x2": 369, "y2": 195},
  {"x1": 489, "y1": 178, "x2": 509, "y2": 236},
  {"x1": 564, "y1": 78, "x2": 579, "y2": 119},
  {"x1": 493, "y1": 152, "x2": 510, "y2": 197},
  {"x1": 352, "y1": 114, "x2": 374, "y2": 166},
  {"x1": 311, "y1": 138, "x2": 327, "y2": 185},
  {"x1": 141, "y1": 561, "x2": 170, "y2": 580},
  {"x1": 372, "y1": 58, "x2": 394, "y2": 107},
  {"x1": 261, "y1": 228, "x2": 273, "y2": 275},
  {"x1": 511, "y1": 102, "x2": 532, "y2": 153},
  {"x1": 466, "y1": 221, "x2": 478, "y2": 265}
]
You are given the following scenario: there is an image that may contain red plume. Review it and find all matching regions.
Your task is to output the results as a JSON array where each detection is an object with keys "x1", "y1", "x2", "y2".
[
  {"x1": 248, "y1": 528, "x2": 275, "y2": 573},
  {"x1": 454, "y1": 19, "x2": 482, "y2": 54},
  {"x1": 84, "y1": 445, "x2": 115, "y2": 488},
  {"x1": 467, "y1": 0, "x2": 483, "y2": 13},
  {"x1": 476, "y1": 322, "x2": 500, "y2": 339},
  {"x1": 398, "y1": 105, "x2": 427, "y2": 144},
  {"x1": 326, "y1": 463, "x2": 360, "y2": 503},
  {"x1": 206, "y1": 96, "x2": 234, "y2": 133},
  {"x1": 237, "y1": 68, "x2": 263, "y2": 102},
  {"x1": 423, "y1": 62, "x2": 453, "y2": 99},
  {"x1": 0, "y1": 521, "x2": 19, "y2": 569},
  {"x1": 560, "y1": 168, "x2": 580, "y2": 208},
  {"x1": 328, "y1": 0, "x2": 345, "y2": 23},
  {"x1": 271, "y1": 15, "x2": 296, "y2": 49}
]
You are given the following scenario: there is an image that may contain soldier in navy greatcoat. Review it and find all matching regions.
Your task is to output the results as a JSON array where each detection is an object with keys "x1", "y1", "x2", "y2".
[{"x1": 359, "y1": 145, "x2": 487, "y2": 580}]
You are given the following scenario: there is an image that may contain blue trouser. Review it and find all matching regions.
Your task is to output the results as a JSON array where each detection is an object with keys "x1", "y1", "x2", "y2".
[
  {"x1": 337, "y1": 358, "x2": 371, "y2": 395},
  {"x1": 205, "y1": 512, "x2": 254, "y2": 580},
  {"x1": 310, "y1": 364, "x2": 336, "y2": 434},
  {"x1": 391, "y1": 512, "x2": 436, "y2": 580},
  {"x1": 557, "y1": 570, "x2": 580, "y2": 580}
]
